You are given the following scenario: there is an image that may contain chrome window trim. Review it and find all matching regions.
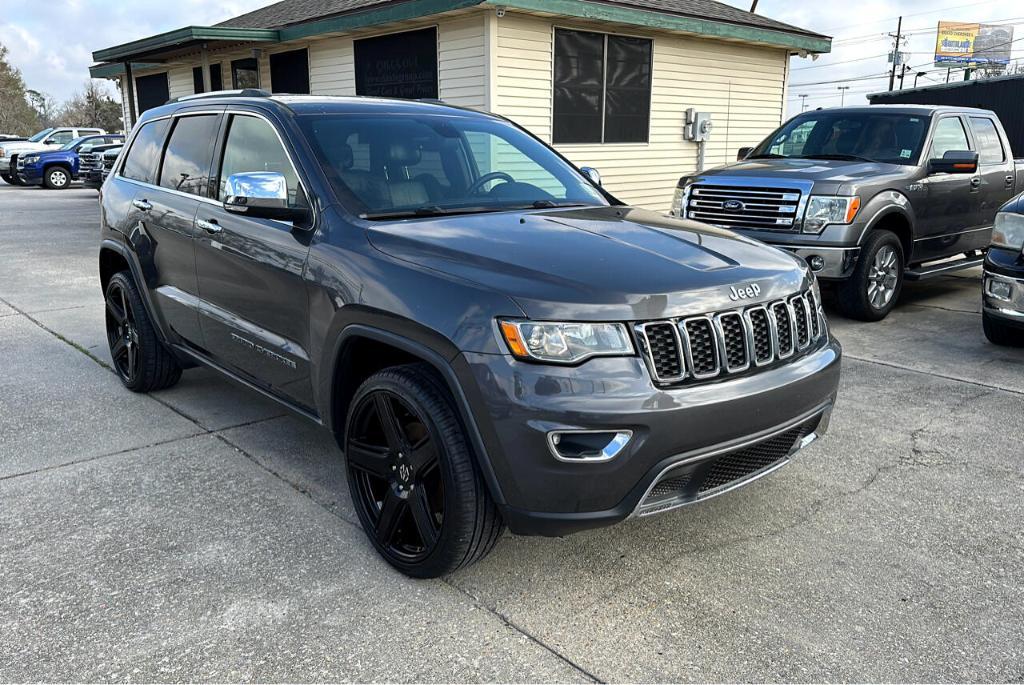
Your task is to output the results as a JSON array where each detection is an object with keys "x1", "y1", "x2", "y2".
[
  {"x1": 635, "y1": 322, "x2": 687, "y2": 383},
  {"x1": 681, "y1": 315, "x2": 721, "y2": 380},
  {"x1": 713, "y1": 311, "x2": 751, "y2": 374}
]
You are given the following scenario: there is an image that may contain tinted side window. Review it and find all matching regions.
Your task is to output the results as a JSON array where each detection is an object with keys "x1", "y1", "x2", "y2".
[
  {"x1": 218, "y1": 115, "x2": 305, "y2": 208},
  {"x1": 158, "y1": 115, "x2": 220, "y2": 197},
  {"x1": 930, "y1": 117, "x2": 970, "y2": 160},
  {"x1": 969, "y1": 117, "x2": 1005, "y2": 164},
  {"x1": 121, "y1": 119, "x2": 171, "y2": 185}
]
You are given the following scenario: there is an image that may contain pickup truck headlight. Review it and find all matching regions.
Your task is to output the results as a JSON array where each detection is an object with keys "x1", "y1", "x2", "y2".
[
  {"x1": 499, "y1": 320, "x2": 634, "y2": 363},
  {"x1": 992, "y1": 211, "x2": 1024, "y2": 252},
  {"x1": 669, "y1": 177, "x2": 691, "y2": 217},
  {"x1": 804, "y1": 196, "x2": 861, "y2": 234},
  {"x1": 22, "y1": 154, "x2": 39, "y2": 164}
]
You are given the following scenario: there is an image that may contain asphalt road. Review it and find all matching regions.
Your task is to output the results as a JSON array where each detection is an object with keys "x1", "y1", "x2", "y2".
[{"x1": 2, "y1": 184, "x2": 1023, "y2": 682}]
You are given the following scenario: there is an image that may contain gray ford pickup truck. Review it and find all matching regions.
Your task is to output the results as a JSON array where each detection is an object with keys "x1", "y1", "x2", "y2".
[{"x1": 671, "y1": 106, "x2": 1024, "y2": 320}]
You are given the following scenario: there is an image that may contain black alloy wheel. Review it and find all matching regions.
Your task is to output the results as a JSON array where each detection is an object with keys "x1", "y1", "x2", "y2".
[
  {"x1": 103, "y1": 271, "x2": 182, "y2": 392},
  {"x1": 344, "y1": 365, "x2": 504, "y2": 578},
  {"x1": 105, "y1": 277, "x2": 141, "y2": 384}
]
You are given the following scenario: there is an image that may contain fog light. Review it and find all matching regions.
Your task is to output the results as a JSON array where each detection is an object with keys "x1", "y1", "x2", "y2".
[
  {"x1": 547, "y1": 430, "x2": 632, "y2": 463},
  {"x1": 808, "y1": 255, "x2": 826, "y2": 272},
  {"x1": 987, "y1": 278, "x2": 1013, "y2": 301}
]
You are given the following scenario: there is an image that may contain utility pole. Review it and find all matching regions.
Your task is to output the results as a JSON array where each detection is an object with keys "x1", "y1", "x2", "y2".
[
  {"x1": 899, "y1": 63, "x2": 908, "y2": 90},
  {"x1": 749, "y1": 0, "x2": 759, "y2": 11},
  {"x1": 888, "y1": 16, "x2": 903, "y2": 91},
  {"x1": 837, "y1": 86, "x2": 850, "y2": 106},
  {"x1": 799, "y1": 93, "x2": 809, "y2": 111}
]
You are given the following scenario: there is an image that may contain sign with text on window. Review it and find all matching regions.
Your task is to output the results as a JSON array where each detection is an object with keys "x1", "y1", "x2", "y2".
[{"x1": 354, "y1": 27, "x2": 439, "y2": 100}]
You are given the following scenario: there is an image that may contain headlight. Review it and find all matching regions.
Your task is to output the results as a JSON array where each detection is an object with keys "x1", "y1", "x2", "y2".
[
  {"x1": 670, "y1": 177, "x2": 691, "y2": 217},
  {"x1": 992, "y1": 211, "x2": 1024, "y2": 252},
  {"x1": 0, "y1": 149, "x2": 6, "y2": 158},
  {"x1": 499, "y1": 320, "x2": 634, "y2": 363},
  {"x1": 804, "y1": 196, "x2": 861, "y2": 234},
  {"x1": 22, "y1": 155, "x2": 39, "y2": 164}
]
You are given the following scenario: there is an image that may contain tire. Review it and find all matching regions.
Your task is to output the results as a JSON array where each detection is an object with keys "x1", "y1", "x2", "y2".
[
  {"x1": 0, "y1": 172, "x2": 13, "y2": 185},
  {"x1": 43, "y1": 166, "x2": 70, "y2": 190},
  {"x1": 836, "y1": 230, "x2": 904, "y2": 321},
  {"x1": 344, "y1": 364, "x2": 504, "y2": 578},
  {"x1": 104, "y1": 271, "x2": 182, "y2": 392},
  {"x1": 983, "y1": 311, "x2": 1022, "y2": 346}
]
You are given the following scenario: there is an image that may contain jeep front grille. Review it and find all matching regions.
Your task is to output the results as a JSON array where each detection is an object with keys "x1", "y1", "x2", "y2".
[
  {"x1": 635, "y1": 290, "x2": 824, "y2": 386},
  {"x1": 685, "y1": 184, "x2": 802, "y2": 231}
]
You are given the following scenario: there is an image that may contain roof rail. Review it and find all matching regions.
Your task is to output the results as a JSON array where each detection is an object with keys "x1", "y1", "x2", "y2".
[{"x1": 170, "y1": 89, "x2": 272, "y2": 103}]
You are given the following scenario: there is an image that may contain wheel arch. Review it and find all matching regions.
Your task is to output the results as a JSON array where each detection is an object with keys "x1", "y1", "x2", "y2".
[
  {"x1": 98, "y1": 238, "x2": 176, "y2": 350},
  {"x1": 862, "y1": 204, "x2": 914, "y2": 263},
  {"x1": 327, "y1": 324, "x2": 507, "y2": 507}
]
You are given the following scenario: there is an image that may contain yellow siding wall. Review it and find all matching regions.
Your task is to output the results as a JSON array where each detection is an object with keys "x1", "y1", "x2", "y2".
[{"x1": 493, "y1": 11, "x2": 789, "y2": 211}]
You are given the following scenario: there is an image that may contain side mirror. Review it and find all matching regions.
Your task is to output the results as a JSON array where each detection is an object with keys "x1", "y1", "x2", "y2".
[
  {"x1": 580, "y1": 166, "x2": 602, "y2": 187},
  {"x1": 223, "y1": 171, "x2": 309, "y2": 223},
  {"x1": 928, "y1": 150, "x2": 979, "y2": 175},
  {"x1": 737, "y1": 147, "x2": 754, "y2": 161}
]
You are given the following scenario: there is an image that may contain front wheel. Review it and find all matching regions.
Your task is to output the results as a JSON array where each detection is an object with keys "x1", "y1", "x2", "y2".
[
  {"x1": 0, "y1": 172, "x2": 14, "y2": 185},
  {"x1": 104, "y1": 271, "x2": 182, "y2": 392},
  {"x1": 43, "y1": 166, "x2": 70, "y2": 190},
  {"x1": 836, "y1": 230, "x2": 904, "y2": 321},
  {"x1": 983, "y1": 311, "x2": 1022, "y2": 346},
  {"x1": 345, "y1": 364, "x2": 504, "y2": 578}
]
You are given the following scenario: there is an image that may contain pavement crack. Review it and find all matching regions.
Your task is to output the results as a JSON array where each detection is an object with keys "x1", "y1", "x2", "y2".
[{"x1": 0, "y1": 295, "x2": 113, "y2": 371}]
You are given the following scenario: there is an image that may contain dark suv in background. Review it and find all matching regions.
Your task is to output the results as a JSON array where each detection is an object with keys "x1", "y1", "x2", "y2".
[{"x1": 99, "y1": 92, "x2": 841, "y2": 577}]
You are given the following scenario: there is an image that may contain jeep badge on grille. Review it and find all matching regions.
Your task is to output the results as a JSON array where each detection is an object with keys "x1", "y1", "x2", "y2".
[{"x1": 728, "y1": 283, "x2": 762, "y2": 301}]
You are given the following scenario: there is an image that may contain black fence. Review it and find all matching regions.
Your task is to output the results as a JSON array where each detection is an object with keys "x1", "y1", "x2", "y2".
[{"x1": 869, "y1": 74, "x2": 1024, "y2": 158}]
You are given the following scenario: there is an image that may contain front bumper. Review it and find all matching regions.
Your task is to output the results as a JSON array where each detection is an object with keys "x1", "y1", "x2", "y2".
[
  {"x1": 983, "y1": 247, "x2": 1024, "y2": 327},
  {"x1": 458, "y1": 337, "x2": 842, "y2": 536},
  {"x1": 0, "y1": 157, "x2": 10, "y2": 173}
]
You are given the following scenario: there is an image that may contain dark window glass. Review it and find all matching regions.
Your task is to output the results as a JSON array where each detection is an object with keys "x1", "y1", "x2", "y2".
[
  {"x1": 158, "y1": 115, "x2": 220, "y2": 197},
  {"x1": 552, "y1": 29, "x2": 652, "y2": 144},
  {"x1": 121, "y1": 119, "x2": 170, "y2": 185},
  {"x1": 354, "y1": 27, "x2": 438, "y2": 99},
  {"x1": 970, "y1": 117, "x2": 1005, "y2": 164},
  {"x1": 218, "y1": 115, "x2": 305, "y2": 208},
  {"x1": 270, "y1": 48, "x2": 310, "y2": 94},
  {"x1": 232, "y1": 58, "x2": 260, "y2": 89},
  {"x1": 604, "y1": 36, "x2": 652, "y2": 143},
  {"x1": 135, "y1": 72, "x2": 170, "y2": 113},
  {"x1": 210, "y1": 63, "x2": 223, "y2": 91},
  {"x1": 192, "y1": 66, "x2": 204, "y2": 94},
  {"x1": 553, "y1": 29, "x2": 605, "y2": 144}
]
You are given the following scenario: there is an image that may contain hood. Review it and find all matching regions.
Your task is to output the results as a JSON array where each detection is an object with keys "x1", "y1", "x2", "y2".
[
  {"x1": 700, "y1": 157, "x2": 908, "y2": 192},
  {"x1": 0, "y1": 141, "x2": 48, "y2": 156},
  {"x1": 366, "y1": 206, "x2": 809, "y2": 321}
]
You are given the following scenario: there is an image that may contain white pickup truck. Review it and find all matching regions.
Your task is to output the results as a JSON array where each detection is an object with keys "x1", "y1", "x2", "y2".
[{"x1": 0, "y1": 127, "x2": 105, "y2": 185}]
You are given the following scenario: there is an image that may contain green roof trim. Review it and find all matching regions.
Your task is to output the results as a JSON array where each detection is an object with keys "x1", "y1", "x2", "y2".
[
  {"x1": 89, "y1": 62, "x2": 163, "y2": 79},
  {"x1": 277, "y1": 0, "x2": 484, "y2": 41},
  {"x1": 489, "y1": 0, "x2": 831, "y2": 53},
  {"x1": 92, "y1": 26, "x2": 280, "y2": 63}
]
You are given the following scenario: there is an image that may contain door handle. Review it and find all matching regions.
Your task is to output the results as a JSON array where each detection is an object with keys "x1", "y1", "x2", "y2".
[
  {"x1": 970, "y1": 177, "x2": 982, "y2": 188},
  {"x1": 132, "y1": 199, "x2": 152, "y2": 212},
  {"x1": 196, "y1": 218, "x2": 222, "y2": 234},
  {"x1": 1006, "y1": 175, "x2": 1015, "y2": 186}
]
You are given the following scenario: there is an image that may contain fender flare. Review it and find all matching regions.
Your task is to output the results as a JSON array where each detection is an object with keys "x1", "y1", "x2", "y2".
[
  {"x1": 325, "y1": 323, "x2": 507, "y2": 507},
  {"x1": 856, "y1": 191, "x2": 915, "y2": 247},
  {"x1": 98, "y1": 237, "x2": 175, "y2": 347}
]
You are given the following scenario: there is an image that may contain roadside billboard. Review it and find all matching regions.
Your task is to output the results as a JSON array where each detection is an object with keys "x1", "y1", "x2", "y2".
[{"x1": 934, "y1": 22, "x2": 1014, "y2": 65}]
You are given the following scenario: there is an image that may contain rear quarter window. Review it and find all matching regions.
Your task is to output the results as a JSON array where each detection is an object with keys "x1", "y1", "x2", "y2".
[{"x1": 120, "y1": 119, "x2": 171, "y2": 185}]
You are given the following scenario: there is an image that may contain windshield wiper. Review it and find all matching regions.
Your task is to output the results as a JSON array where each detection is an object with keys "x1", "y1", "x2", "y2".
[
  {"x1": 527, "y1": 200, "x2": 589, "y2": 209},
  {"x1": 746, "y1": 153, "x2": 785, "y2": 159},
  {"x1": 360, "y1": 205, "x2": 510, "y2": 220},
  {"x1": 802, "y1": 153, "x2": 879, "y2": 163}
]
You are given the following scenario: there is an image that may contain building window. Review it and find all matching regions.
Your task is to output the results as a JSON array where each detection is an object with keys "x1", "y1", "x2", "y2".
[
  {"x1": 354, "y1": 27, "x2": 438, "y2": 99},
  {"x1": 210, "y1": 63, "x2": 223, "y2": 91},
  {"x1": 135, "y1": 72, "x2": 170, "y2": 114},
  {"x1": 232, "y1": 58, "x2": 260, "y2": 89},
  {"x1": 193, "y1": 67, "x2": 204, "y2": 94},
  {"x1": 270, "y1": 48, "x2": 310, "y2": 94},
  {"x1": 553, "y1": 29, "x2": 652, "y2": 144}
]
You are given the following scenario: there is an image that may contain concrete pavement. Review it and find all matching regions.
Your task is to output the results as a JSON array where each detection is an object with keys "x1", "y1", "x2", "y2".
[{"x1": 1, "y1": 184, "x2": 1022, "y2": 682}]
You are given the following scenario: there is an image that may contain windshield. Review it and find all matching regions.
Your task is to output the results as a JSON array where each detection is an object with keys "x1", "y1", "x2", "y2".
[
  {"x1": 750, "y1": 112, "x2": 930, "y2": 165},
  {"x1": 297, "y1": 113, "x2": 608, "y2": 218},
  {"x1": 28, "y1": 128, "x2": 54, "y2": 143},
  {"x1": 61, "y1": 137, "x2": 87, "y2": 151}
]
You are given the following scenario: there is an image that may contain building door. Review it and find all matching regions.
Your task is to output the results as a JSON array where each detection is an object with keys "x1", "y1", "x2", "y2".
[
  {"x1": 354, "y1": 27, "x2": 438, "y2": 99},
  {"x1": 136, "y1": 73, "x2": 170, "y2": 113}
]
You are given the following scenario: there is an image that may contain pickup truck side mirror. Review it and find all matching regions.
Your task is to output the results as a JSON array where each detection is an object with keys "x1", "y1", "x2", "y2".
[
  {"x1": 737, "y1": 147, "x2": 754, "y2": 161},
  {"x1": 928, "y1": 150, "x2": 979, "y2": 175}
]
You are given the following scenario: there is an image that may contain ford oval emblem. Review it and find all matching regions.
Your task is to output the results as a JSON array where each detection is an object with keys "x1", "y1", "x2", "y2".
[{"x1": 723, "y1": 199, "x2": 745, "y2": 212}]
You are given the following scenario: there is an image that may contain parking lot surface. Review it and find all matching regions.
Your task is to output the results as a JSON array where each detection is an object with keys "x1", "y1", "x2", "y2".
[{"x1": 2, "y1": 184, "x2": 1023, "y2": 682}]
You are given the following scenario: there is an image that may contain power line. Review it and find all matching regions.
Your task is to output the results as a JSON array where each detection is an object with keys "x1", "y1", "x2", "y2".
[{"x1": 816, "y1": 0, "x2": 994, "y2": 33}]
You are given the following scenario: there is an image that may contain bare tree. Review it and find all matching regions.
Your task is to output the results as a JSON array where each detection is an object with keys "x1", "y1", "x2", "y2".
[{"x1": 58, "y1": 80, "x2": 123, "y2": 133}]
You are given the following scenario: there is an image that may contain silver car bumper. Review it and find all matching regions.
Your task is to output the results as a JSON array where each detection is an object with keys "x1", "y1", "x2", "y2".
[
  {"x1": 983, "y1": 270, "x2": 1024, "y2": 321},
  {"x1": 781, "y1": 246, "x2": 860, "y2": 280}
]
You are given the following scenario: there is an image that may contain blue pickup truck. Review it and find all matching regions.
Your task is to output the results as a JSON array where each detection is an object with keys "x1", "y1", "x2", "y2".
[{"x1": 16, "y1": 134, "x2": 124, "y2": 189}]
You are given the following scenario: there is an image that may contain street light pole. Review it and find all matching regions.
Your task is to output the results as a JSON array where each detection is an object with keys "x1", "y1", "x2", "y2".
[
  {"x1": 799, "y1": 94, "x2": 809, "y2": 111},
  {"x1": 838, "y1": 86, "x2": 850, "y2": 107},
  {"x1": 914, "y1": 71, "x2": 927, "y2": 88}
]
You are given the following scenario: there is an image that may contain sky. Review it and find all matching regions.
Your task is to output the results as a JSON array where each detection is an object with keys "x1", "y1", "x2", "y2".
[{"x1": 1, "y1": 0, "x2": 1022, "y2": 113}]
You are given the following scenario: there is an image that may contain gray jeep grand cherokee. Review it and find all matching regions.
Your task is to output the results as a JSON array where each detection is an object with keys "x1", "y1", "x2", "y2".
[{"x1": 98, "y1": 92, "x2": 841, "y2": 577}]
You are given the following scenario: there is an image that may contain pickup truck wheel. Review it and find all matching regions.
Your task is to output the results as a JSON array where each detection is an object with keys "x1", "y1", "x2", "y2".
[
  {"x1": 43, "y1": 167, "x2": 70, "y2": 190},
  {"x1": 0, "y1": 172, "x2": 14, "y2": 185},
  {"x1": 837, "y1": 230, "x2": 904, "y2": 321},
  {"x1": 104, "y1": 271, "x2": 183, "y2": 392},
  {"x1": 983, "y1": 311, "x2": 1022, "y2": 346},
  {"x1": 345, "y1": 364, "x2": 504, "y2": 578}
]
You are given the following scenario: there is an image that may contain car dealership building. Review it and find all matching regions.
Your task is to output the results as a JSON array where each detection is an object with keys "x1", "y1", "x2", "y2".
[{"x1": 90, "y1": 0, "x2": 830, "y2": 210}]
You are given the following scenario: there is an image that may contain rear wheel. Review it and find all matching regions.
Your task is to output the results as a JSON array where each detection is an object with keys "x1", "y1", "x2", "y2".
[
  {"x1": 345, "y1": 364, "x2": 504, "y2": 578},
  {"x1": 104, "y1": 271, "x2": 182, "y2": 392},
  {"x1": 837, "y1": 230, "x2": 904, "y2": 321},
  {"x1": 43, "y1": 166, "x2": 70, "y2": 190},
  {"x1": 983, "y1": 311, "x2": 1022, "y2": 346}
]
